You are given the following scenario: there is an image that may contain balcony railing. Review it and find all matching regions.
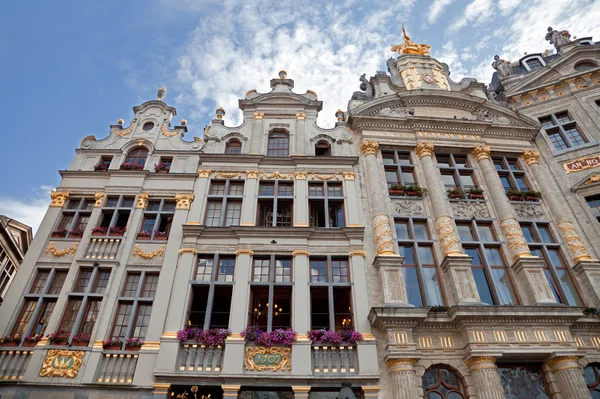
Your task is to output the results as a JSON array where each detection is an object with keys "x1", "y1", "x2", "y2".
[
  {"x1": 0, "y1": 349, "x2": 33, "y2": 380},
  {"x1": 96, "y1": 352, "x2": 138, "y2": 384},
  {"x1": 312, "y1": 345, "x2": 357, "y2": 374},
  {"x1": 178, "y1": 342, "x2": 224, "y2": 372},
  {"x1": 84, "y1": 238, "x2": 122, "y2": 260}
]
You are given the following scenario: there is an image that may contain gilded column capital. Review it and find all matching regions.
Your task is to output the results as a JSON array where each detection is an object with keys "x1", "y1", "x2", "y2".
[
  {"x1": 198, "y1": 169, "x2": 212, "y2": 178},
  {"x1": 175, "y1": 194, "x2": 195, "y2": 210},
  {"x1": 349, "y1": 250, "x2": 367, "y2": 257},
  {"x1": 360, "y1": 140, "x2": 380, "y2": 156},
  {"x1": 415, "y1": 142, "x2": 434, "y2": 159},
  {"x1": 465, "y1": 356, "x2": 497, "y2": 368},
  {"x1": 136, "y1": 193, "x2": 149, "y2": 209},
  {"x1": 178, "y1": 248, "x2": 197, "y2": 255},
  {"x1": 385, "y1": 358, "x2": 418, "y2": 368},
  {"x1": 343, "y1": 171, "x2": 356, "y2": 180},
  {"x1": 236, "y1": 249, "x2": 254, "y2": 256},
  {"x1": 557, "y1": 221, "x2": 593, "y2": 262},
  {"x1": 94, "y1": 192, "x2": 104, "y2": 207},
  {"x1": 246, "y1": 170, "x2": 260, "y2": 179},
  {"x1": 253, "y1": 112, "x2": 265, "y2": 120},
  {"x1": 294, "y1": 171, "x2": 307, "y2": 180},
  {"x1": 472, "y1": 145, "x2": 491, "y2": 162},
  {"x1": 521, "y1": 150, "x2": 540, "y2": 165},
  {"x1": 292, "y1": 250, "x2": 310, "y2": 257},
  {"x1": 546, "y1": 355, "x2": 581, "y2": 368},
  {"x1": 296, "y1": 112, "x2": 306, "y2": 120},
  {"x1": 50, "y1": 191, "x2": 70, "y2": 207}
]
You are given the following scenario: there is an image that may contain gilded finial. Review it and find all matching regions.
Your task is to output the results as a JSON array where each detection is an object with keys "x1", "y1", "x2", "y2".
[
  {"x1": 157, "y1": 87, "x2": 167, "y2": 101},
  {"x1": 215, "y1": 107, "x2": 226, "y2": 120},
  {"x1": 335, "y1": 109, "x2": 345, "y2": 121},
  {"x1": 117, "y1": 119, "x2": 124, "y2": 125},
  {"x1": 279, "y1": 70, "x2": 287, "y2": 79},
  {"x1": 391, "y1": 24, "x2": 431, "y2": 56},
  {"x1": 180, "y1": 119, "x2": 187, "y2": 126}
]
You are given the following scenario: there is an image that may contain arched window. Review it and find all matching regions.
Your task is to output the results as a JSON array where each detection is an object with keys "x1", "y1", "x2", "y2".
[
  {"x1": 267, "y1": 132, "x2": 289, "y2": 157},
  {"x1": 125, "y1": 148, "x2": 149, "y2": 167},
  {"x1": 575, "y1": 61, "x2": 597, "y2": 72},
  {"x1": 423, "y1": 366, "x2": 465, "y2": 399},
  {"x1": 584, "y1": 364, "x2": 600, "y2": 397},
  {"x1": 315, "y1": 140, "x2": 331, "y2": 156},
  {"x1": 225, "y1": 139, "x2": 242, "y2": 155}
]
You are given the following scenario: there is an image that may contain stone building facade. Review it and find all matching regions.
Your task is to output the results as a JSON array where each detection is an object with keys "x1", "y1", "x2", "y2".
[
  {"x1": 0, "y1": 216, "x2": 32, "y2": 305},
  {"x1": 1, "y1": 28, "x2": 600, "y2": 399}
]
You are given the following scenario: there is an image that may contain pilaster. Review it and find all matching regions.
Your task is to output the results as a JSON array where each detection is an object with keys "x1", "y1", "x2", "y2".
[
  {"x1": 188, "y1": 169, "x2": 211, "y2": 223},
  {"x1": 292, "y1": 386, "x2": 311, "y2": 399},
  {"x1": 222, "y1": 385, "x2": 241, "y2": 399},
  {"x1": 343, "y1": 172, "x2": 361, "y2": 227},
  {"x1": 293, "y1": 172, "x2": 309, "y2": 227},
  {"x1": 572, "y1": 260, "x2": 600, "y2": 306},
  {"x1": 374, "y1": 256, "x2": 410, "y2": 306},
  {"x1": 241, "y1": 170, "x2": 259, "y2": 226},
  {"x1": 511, "y1": 257, "x2": 558, "y2": 305},
  {"x1": 349, "y1": 251, "x2": 372, "y2": 332},
  {"x1": 440, "y1": 255, "x2": 481, "y2": 305},
  {"x1": 546, "y1": 356, "x2": 591, "y2": 399},
  {"x1": 385, "y1": 358, "x2": 418, "y2": 399},
  {"x1": 152, "y1": 383, "x2": 170, "y2": 398},
  {"x1": 464, "y1": 356, "x2": 505, "y2": 399}
]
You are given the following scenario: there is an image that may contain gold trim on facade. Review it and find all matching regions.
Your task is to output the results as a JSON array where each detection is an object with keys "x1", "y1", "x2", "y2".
[
  {"x1": 215, "y1": 171, "x2": 244, "y2": 179},
  {"x1": 296, "y1": 113, "x2": 306, "y2": 120},
  {"x1": 175, "y1": 194, "x2": 195, "y2": 209},
  {"x1": 161, "y1": 331, "x2": 178, "y2": 339},
  {"x1": 292, "y1": 250, "x2": 310, "y2": 257},
  {"x1": 435, "y1": 216, "x2": 462, "y2": 256},
  {"x1": 521, "y1": 150, "x2": 540, "y2": 165},
  {"x1": 472, "y1": 145, "x2": 491, "y2": 161},
  {"x1": 557, "y1": 221, "x2": 593, "y2": 261},
  {"x1": 161, "y1": 122, "x2": 180, "y2": 137},
  {"x1": 311, "y1": 172, "x2": 339, "y2": 181},
  {"x1": 111, "y1": 122, "x2": 136, "y2": 137},
  {"x1": 254, "y1": 112, "x2": 265, "y2": 120},
  {"x1": 236, "y1": 249, "x2": 255, "y2": 256},
  {"x1": 500, "y1": 218, "x2": 531, "y2": 256},
  {"x1": 464, "y1": 356, "x2": 497, "y2": 368},
  {"x1": 140, "y1": 341, "x2": 160, "y2": 350},
  {"x1": 94, "y1": 192, "x2": 105, "y2": 207},
  {"x1": 40, "y1": 350, "x2": 85, "y2": 378},
  {"x1": 415, "y1": 142, "x2": 435, "y2": 159},
  {"x1": 50, "y1": 191, "x2": 70, "y2": 207},
  {"x1": 244, "y1": 346, "x2": 291, "y2": 371},
  {"x1": 385, "y1": 358, "x2": 418, "y2": 367},
  {"x1": 136, "y1": 193, "x2": 149, "y2": 209},
  {"x1": 294, "y1": 171, "x2": 307, "y2": 180},
  {"x1": 198, "y1": 169, "x2": 212, "y2": 178},
  {"x1": 179, "y1": 248, "x2": 198, "y2": 255},
  {"x1": 306, "y1": 89, "x2": 318, "y2": 99},
  {"x1": 349, "y1": 250, "x2": 367, "y2": 257},
  {"x1": 260, "y1": 171, "x2": 293, "y2": 180},
  {"x1": 45, "y1": 242, "x2": 78, "y2": 257},
  {"x1": 546, "y1": 355, "x2": 580, "y2": 368},
  {"x1": 360, "y1": 140, "x2": 379, "y2": 156},
  {"x1": 342, "y1": 171, "x2": 356, "y2": 180},
  {"x1": 153, "y1": 383, "x2": 171, "y2": 395},
  {"x1": 246, "y1": 170, "x2": 260, "y2": 179},
  {"x1": 132, "y1": 244, "x2": 165, "y2": 260}
]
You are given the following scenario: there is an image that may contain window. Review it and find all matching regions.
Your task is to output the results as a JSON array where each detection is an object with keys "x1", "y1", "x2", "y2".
[
  {"x1": 587, "y1": 195, "x2": 600, "y2": 223},
  {"x1": 315, "y1": 140, "x2": 331, "y2": 156},
  {"x1": 396, "y1": 218, "x2": 444, "y2": 307},
  {"x1": 205, "y1": 180, "x2": 244, "y2": 227},
  {"x1": 309, "y1": 256, "x2": 353, "y2": 330},
  {"x1": 382, "y1": 150, "x2": 416, "y2": 192},
  {"x1": 96, "y1": 195, "x2": 135, "y2": 235},
  {"x1": 493, "y1": 156, "x2": 530, "y2": 192},
  {"x1": 498, "y1": 365, "x2": 550, "y2": 398},
  {"x1": 10, "y1": 268, "x2": 68, "y2": 341},
  {"x1": 0, "y1": 247, "x2": 17, "y2": 300},
  {"x1": 538, "y1": 111, "x2": 587, "y2": 151},
  {"x1": 267, "y1": 131, "x2": 289, "y2": 157},
  {"x1": 55, "y1": 197, "x2": 94, "y2": 237},
  {"x1": 423, "y1": 366, "x2": 465, "y2": 398},
  {"x1": 584, "y1": 364, "x2": 600, "y2": 397},
  {"x1": 225, "y1": 139, "x2": 242, "y2": 155},
  {"x1": 124, "y1": 148, "x2": 149, "y2": 166},
  {"x1": 575, "y1": 61, "x2": 597, "y2": 72},
  {"x1": 157, "y1": 157, "x2": 172, "y2": 171},
  {"x1": 59, "y1": 265, "x2": 111, "y2": 339},
  {"x1": 309, "y1": 182, "x2": 345, "y2": 228},
  {"x1": 187, "y1": 254, "x2": 235, "y2": 330},
  {"x1": 249, "y1": 255, "x2": 293, "y2": 331},
  {"x1": 257, "y1": 181, "x2": 293, "y2": 227},
  {"x1": 139, "y1": 199, "x2": 175, "y2": 239},
  {"x1": 457, "y1": 220, "x2": 517, "y2": 305},
  {"x1": 95, "y1": 156, "x2": 113, "y2": 171},
  {"x1": 111, "y1": 272, "x2": 159, "y2": 347},
  {"x1": 437, "y1": 154, "x2": 478, "y2": 199},
  {"x1": 526, "y1": 58, "x2": 544, "y2": 71},
  {"x1": 142, "y1": 122, "x2": 154, "y2": 131},
  {"x1": 521, "y1": 222, "x2": 582, "y2": 305}
]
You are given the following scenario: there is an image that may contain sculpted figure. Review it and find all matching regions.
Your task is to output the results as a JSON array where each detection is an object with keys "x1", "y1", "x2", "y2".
[
  {"x1": 492, "y1": 55, "x2": 512, "y2": 78},
  {"x1": 351, "y1": 73, "x2": 374, "y2": 100},
  {"x1": 545, "y1": 26, "x2": 571, "y2": 50}
]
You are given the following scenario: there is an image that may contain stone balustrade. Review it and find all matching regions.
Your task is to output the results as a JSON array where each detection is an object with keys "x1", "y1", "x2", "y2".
[
  {"x1": 178, "y1": 342, "x2": 224, "y2": 373},
  {"x1": 84, "y1": 237, "x2": 122, "y2": 260},
  {"x1": 312, "y1": 344, "x2": 357, "y2": 374},
  {"x1": 0, "y1": 349, "x2": 33, "y2": 380},
  {"x1": 96, "y1": 352, "x2": 138, "y2": 384}
]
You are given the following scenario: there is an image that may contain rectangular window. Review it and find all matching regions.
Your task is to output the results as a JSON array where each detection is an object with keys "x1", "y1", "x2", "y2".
[
  {"x1": 55, "y1": 197, "x2": 94, "y2": 237},
  {"x1": 382, "y1": 151, "x2": 417, "y2": 195},
  {"x1": 492, "y1": 156, "x2": 530, "y2": 192},
  {"x1": 586, "y1": 195, "x2": 600, "y2": 223},
  {"x1": 138, "y1": 199, "x2": 175, "y2": 239},
  {"x1": 12, "y1": 299, "x2": 37, "y2": 336},
  {"x1": 309, "y1": 182, "x2": 345, "y2": 228},
  {"x1": 95, "y1": 195, "x2": 134, "y2": 236},
  {"x1": 437, "y1": 153, "x2": 478, "y2": 199},
  {"x1": 258, "y1": 181, "x2": 293, "y2": 227},
  {"x1": 538, "y1": 111, "x2": 588, "y2": 150},
  {"x1": 204, "y1": 180, "x2": 244, "y2": 227}
]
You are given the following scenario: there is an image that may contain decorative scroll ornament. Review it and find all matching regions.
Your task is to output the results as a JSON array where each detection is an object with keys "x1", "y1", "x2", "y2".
[
  {"x1": 307, "y1": 89, "x2": 318, "y2": 100},
  {"x1": 215, "y1": 171, "x2": 243, "y2": 179},
  {"x1": 435, "y1": 216, "x2": 462, "y2": 256},
  {"x1": 465, "y1": 356, "x2": 497, "y2": 368},
  {"x1": 311, "y1": 172, "x2": 339, "y2": 181},
  {"x1": 246, "y1": 170, "x2": 260, "y2": 179},
  {"x1": 557, "y1": 221, "x2": 592, "y2": 261},
  {"x1": 391, "y1": 25, "x2": 431, "y2": 56},
  {"x1": 45, "y1": 242, "x2": 78, "y2": 257},
  {"x1": 415, "y1": 142, "x2": 434, "y2": 159},
  {"x1": 161, "y1": 121, "x2": 180, "y2": 137},
  {"x1": 584, "y1": 174, "x2": 600, "y2": 185},
  {"x1": 342, "y1": 172, "x2": 356, "y2": 180},
  {"x1": 94, "y1": 192, "x2": 105, "y2": 207},
  {"x1": 360, "y1": 140, "x2": 379, "y2": 156},
  {"x1": 198, "y1": 169, "x2": 212, "y2": 178},
  {"x1": 260, "y1": 171, "x2": 293, "y2": 180},
  {"x1": 500, "y1": 218, "x2": 531, "y2": 256},
  {"x1": 179, "y1": 248, "x2": 198, "y2": 255},
  {"x1": 521, "y1": 150, "x2": 540, "y2": 166},
  {"x1": 472, "y1": 145, "x2": 491, "y2": 162},
  {"x1": 373, "y1": 214, "x2": 396, "y2": 256},
  {"x1": 40, "y1": 350, "x2": 85, "y2": 378},
  {"x1": 136, "y1": 193, "x2": 149, "y2": 209},
  {"x1": 133, "y1": 244, "x2": 165, "y2": 259},
  {"x1": 50, "y1": 191, "x2": 70, "y2": 207},
  {"x1": 111, "y1": 121, "x2": 136, "y2": 137},
  {"x1": 244, "y1": 346, "x2": 291, "y2": 371},
  {"x1": 294, "y1": 172, "x2": 307, "y2": 180},
  {"x1": 175, "y1": 194, "x2": 195, "y2": 209}
]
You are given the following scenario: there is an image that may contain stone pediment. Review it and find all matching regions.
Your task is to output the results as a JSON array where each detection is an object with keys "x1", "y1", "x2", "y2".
[{"x1": 573, "y1": 171, "x2": 600, "y2": 191}]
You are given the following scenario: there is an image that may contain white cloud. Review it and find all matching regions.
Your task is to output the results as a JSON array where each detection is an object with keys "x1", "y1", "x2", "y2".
[
  {"x1": 427, "y1": 0, "x2": 455, "y2": 25},
  {"x1": 450, "y1": 0, "x2": 494, "y2": 31},
  {"x1": 0, "y1": 186, "x2": 52, "y2": 235}
]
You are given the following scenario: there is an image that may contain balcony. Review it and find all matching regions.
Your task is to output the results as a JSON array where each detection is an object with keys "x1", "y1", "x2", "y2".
[
  {"x1": 178, "y1": 342, "x2": 224, "y2": 373},
  {"x1": 312, "y1": 344, "x2": 357, "y2": 375},
  {"x1": 0, "y1": 349, "x2": 33, "y2": 380},
  {"x1": 84, "y1": 237, "x2": 122, "y2": 260},
  {"x1": 96, "y1": 352, "x2": 139, "y2": 384}
]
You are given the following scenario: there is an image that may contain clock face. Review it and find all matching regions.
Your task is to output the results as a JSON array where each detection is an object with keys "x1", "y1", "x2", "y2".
[{"x1": 422, "y1": 72, "x2": 434, "y2": 84}]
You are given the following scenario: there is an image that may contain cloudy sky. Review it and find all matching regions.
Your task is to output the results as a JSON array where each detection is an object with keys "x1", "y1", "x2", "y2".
[{"x1": 1, "y1": 0, "x2": 599, "y2": 232}]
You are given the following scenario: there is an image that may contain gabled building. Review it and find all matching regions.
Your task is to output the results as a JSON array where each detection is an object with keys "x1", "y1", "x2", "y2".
[{"x1": 0, "y1": 216, "x2": 32, "y2": 305}]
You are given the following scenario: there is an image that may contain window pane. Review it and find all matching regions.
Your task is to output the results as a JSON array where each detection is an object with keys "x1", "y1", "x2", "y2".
[
  {"x1": 332, "y1": 259, "x2": 349, "y2": 283},
  {"x1": 436, "y1": 155, "x2": 450, "y2": 167},
  {"x1": 499, "y1": 175, "x2": 511, "y2": 190},
  {"x1": 253, "y1": 259, "x2": 270, "y2": 282},
  {"x1": 395, "y1": 221, "x2": 410, "y2": 240},
  {"x1": 453, "y1": 155, "x2": 467, "y2": 168},
  {"x1": 80, "y1": 300, "x2": 101, "y2": 334},
  {"x1": 521, "y1": 226, "x2": 535, "y2": 243},
  {"x1": 12, "y1": 299, "x2": 37, "y2": 335},
  {"x1": 112, "y1": 302, "x2": 133, "y2": 339},
  {"x1": 189, "y1": 286, "x2": 209, "y2": 328},
  {"x1": 327, "y1": 184, "x2": 343, "y2": 197},
  {"x1": 272, "y1": 287, "x2": 292, "y2": 330},
  {"x1": 441, "y1": 173, "x2": 456, "y2": 188},
  {"x1": 460, "y1": 173, "x2": 475, "y2": 189},
  {"x1": 147, "y1": 201, "x2": 161, "y2": 212},
  {"x1": 382, "y1": 152, "x2": 395, "y2": 165},
  {"x1": 472, "y1": 268, "x2": 494, "y2": 305},
  {"x1": 74, "y1": 269, "x2": 92, "y2": 292},
  {"x1": 224, "y1": 201, "x2": 242, "y2": 226},
  {"x1": 397, "y1": 153, "x2": 412, "y2": 165},
  {"x1": 163, "y1": 201, "x2": 176, "y2": 212},
  {"x1": 278, "y1": 183, "x2": 293, "y2": 196},
  {"x1": 457, "y1": 224, "x2": 474, "y2": 241},
  {"x1": 122, "y1": 273, "x2": 141, "y2": 296},
  {"x1": 218, "y1": 258, "x2": 236, "y2": 282},
  {"x1": 547, "y1": 249, "x2": 565, "y2": 267},
  {"x1": 209, "y1": 182, "x2": 226, "y2": 195},
  {"x1": 555, "y1": 112, "x2": 571, "y2": 124},
  {"x1": 333, "y1": 287, "x2": 353, "y2": 329},
  {"x1": 404, "y1": 267, "x2": 423, "y2": 306},
  {"x1": 477, "y1": 225, "x2": 495, "y2": 241},
  {"x1": 259, "y1": 183, "x2": 275, "y2": 196},
  {"x1": 564, "y1": 125, "x2": 585, "y2": 146},
  {"x1": 413, "y1": 222, "x2": 429, "y2": 240},
  {"x1": 401, "y1": 171, "x2": 416, "y2": 185},
  {"x1": 514, "y1": 176, "x2": 528, "y2": 190},
  {"x1": 210, "y1": 286, "x2": 232, "y2": 329},
  {"x1": 229, "y1": 182, "x2": 244, "y2": 195},
  {"x1": 400, "y1": 246, "x2": 415, "y2": 264},
  {"x1": 547, "y1": 130, "x2": 568, "y2": 150},
  {"x1": 48, "y1": 271, "x2": 68, "y2": 295},
  {"x1": 385, "y1": 169, "x2": 398, "y2": 184},
  {"x1": 310, "y1": 259, "x2": 327, "y2": 282},
  {"x1": 205, "y1": 201, "x2": 222, "y2": 226},
  {"x1": 493, "y1": 159, "x2": 504, "y2": 170},
  {"x1": 418, "y1": 246, "x2": 435, "y2": 264},
  {"x1": 491, "y1": 269, "x2": 516, "y2": 305},
  {"x1": 30, "y1": 270, "x2": 50, "y2": 294},
  {"x1": 556, "y1": 270, "x2": 581, "y2": 306},
  {"x1": 543, "y1": 269, "x2": 562, "y2": 303},
  {"x1": 310, "y1": 287, "x2": 329, "y2": 329},
  {"x1": 32, "y1": 300, "x2": 56, "y2": 336},
  {"x1": 92, "y1": 270, "x2": 111, "y2": 294},
  {"x1": 121, "y1": 198, "x2": 135, "y2": 208},
  {"x1": 484, "y1": 248, "x2": 503, "y2": 266},
  {"x1": 465, "y1": 248, "x2": 482, "y2": 265},
  {"x1": 142, "y1": 274, "x2": 159, "y2": 298},
  {"x1": 131, "y1": 304, "x2": 152, "y2": 339},
  {"x1": 60, "y1": 299, "x2": 83, "y2": 332},
  {"x1": 538, "y1": 225, "x2": 554, "y2": 243},
  {"x1": 275, "y1": 258, "x2": 292, "y2": 282},
  {"x1": 507, "y1": 159, "x2": 520, "y2": 170},
  {"x1": 422, "y1": 267, "x2": 443, "y2": 306},
  {"x1": 196, "y1": 257, "x2": 214, "y2": 281}
]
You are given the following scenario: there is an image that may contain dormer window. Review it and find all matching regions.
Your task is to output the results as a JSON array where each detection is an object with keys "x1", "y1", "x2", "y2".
[
  {"x1": 315, "y1": 140, "x2": 331, "y2": 156},
  {"x1": 526, "y1": 58, "x2": 544, "y2": 71},
  {"x1": 225, "y1": 139, "x2": 242, "y2": 155},
  {"x1": 267, "y1": 132, "x2": 289, "y2": 157},
  {"x1": 575, "y1": 61, "x2": 597, "y2": 72}
]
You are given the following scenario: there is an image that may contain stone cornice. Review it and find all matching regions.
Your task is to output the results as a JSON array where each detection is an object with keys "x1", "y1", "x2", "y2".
[
  {"x1": 198, "y1": 154, "x2": 359, "y2": 167},
  {"x1": 182, "y1": 225, "x2": 365, "y2": 242}
]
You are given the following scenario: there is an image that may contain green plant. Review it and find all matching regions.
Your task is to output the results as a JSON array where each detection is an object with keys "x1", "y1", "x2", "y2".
[
  {"x1": 506, "y1": 188, "x2": 524, "y2": 198},
  {"x1": 447, "y1": 187, "x2": 463, "y2": 196},
  {"x1": 429, "y1": 306, "x2": 449, "y2": 313},
  {"x1": 524, "y1": 190, "x2": 542, "y2": 199},
  {"x1": 468, "y1": 187, "x2": 484, "y2": 195},
  {"x1": 405, "y1": 185, "x2": 426, "y2": 194},
  {"x1": 389, "y1": 183, "x2": 404, "y2": 190}
]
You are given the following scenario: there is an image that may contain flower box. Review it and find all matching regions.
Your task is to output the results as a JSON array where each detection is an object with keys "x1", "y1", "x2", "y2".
[
  {"x1": 2, "y1": 342, "x2": 18, "y2": 347},
  {"x1": 104, "y1": 344, "x2": 121, "y2": 351},
  {"x1": 72, "y1": 341, "x2": 89, "y2": 347},
  {"x1": 136, "y1": 233, "x2": 150, "y2": 240},
  {"x1": 154, "y1": 235, "x2": 168, "y2": 241},
  {"x1": 51, "y1": 229, "x2": 68, "y2": 238},
  {"x1": 525, "y1": 196, "x2": 540, "y2": 202},
  {"x1": 388, "y1": 189, "x2": 404, "y2": 196},
  {"x1": 69, "y1": 232, "x2": 83, "y2": 238},
  {"x1": 92, "y1": 231, "x2": 106, "y2": 236},
  {"x1": 125, "y1": 346, "x2": 141, "y2": 351},
  {"x1": 508, "y1": 195, "x2": 523, "y2": 201},
  {"x1": 120, "y1": 163, "x2": 144, "y2": 171},
  {"x1": 103, "y1": 337, "x2": 123, "y2": 351},
  {"x1": 50, "y1": 340, "x2": 67, "y2": 346},
  {"x1": 22, "y1": 341, "x2": 37, "y2": 347},
  {"x1": 467, "y1": 193, "x2": 484, "y2": 200},
  {"x1": 448, "y1": 193, "x2": 462, "y2": 199}
]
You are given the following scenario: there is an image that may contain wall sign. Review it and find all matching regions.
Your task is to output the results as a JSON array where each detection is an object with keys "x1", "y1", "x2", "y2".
[
  {"x1": 244, "y1": 346, "x2": 291, "y2": 371},
  {"x1": 40, "y1": 350, "x2": 85, "y2": 378},
  {"x1": 563, "y1": 155, "x2": 600, "y2": 173}
]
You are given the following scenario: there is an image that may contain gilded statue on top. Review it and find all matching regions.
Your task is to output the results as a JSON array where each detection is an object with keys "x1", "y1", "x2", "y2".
[{"x1": 391, "y1": 25, "x2": 431, "y2": 56}]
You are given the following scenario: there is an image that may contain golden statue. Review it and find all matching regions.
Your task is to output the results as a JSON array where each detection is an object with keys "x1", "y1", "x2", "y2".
[{"x1": 391, "y1": 24, "x2": 431, "y2": 56}]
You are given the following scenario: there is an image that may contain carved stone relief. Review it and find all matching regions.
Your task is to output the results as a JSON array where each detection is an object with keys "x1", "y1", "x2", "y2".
[
  {"x1": 451, "y1": 201, "x2": 490, "y2": 218},
  {"x1": 513, "y1": 204, "x2": 545, "y2": 219},
  {"x1": 391, "y1": 199, "x2": 425, "y2": 216}
]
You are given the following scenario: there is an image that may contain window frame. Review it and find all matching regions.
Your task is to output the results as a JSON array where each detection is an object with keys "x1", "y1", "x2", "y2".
[
  {"x1": 267, "y1": 131, "x2": 290, "y2": 157},
  {"x1": 382, "y1": 150, "x2": 417, "y2": 191},
  {"x1": 55, "y1": 197, "x2": 94, "y2": 238},
  {"x1": 539, "y1": 111, "x2": 588, "y2": 151},
  {"x1": 225, "y1": 139, "x2": 242, "y2": 155},
  {"x1": 257, "y1": 181, "x2": 294, "y2": 227},
  {"x1": 308, "y1": 181, "x2": 345, "y2": 228},
  {"x1": 309, "y1": 255, "x2": 353, "y2": 330},
  {"x1": 139, "y1": 198, "x2": 176, "y2": 239},
  {"x1": 436, "y1": 153, "x2": 478, "y2": 199},
  {"x1": 492, "y1": 156, "x2": 530, "y2": 192},
  {"x1": 96, "y1": 195, "x2": 135, "y2": 236},
  {"x1": 124, "y1": 148, "x2": 149, "y2": 167},
  {"x1": 0, "y1": 247, "x2": 18, "y2": 300},
  {"x1": 204, "y1": 180, "x2": 245, "y2": 227}
]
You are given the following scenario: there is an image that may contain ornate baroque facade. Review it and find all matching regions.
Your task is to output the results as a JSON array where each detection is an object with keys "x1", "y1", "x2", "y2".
[{"x1": 1, "y1": 28, "x2": 600, "y2": 399}]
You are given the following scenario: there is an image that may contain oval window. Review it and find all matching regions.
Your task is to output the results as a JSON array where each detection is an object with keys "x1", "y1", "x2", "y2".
[{"x1": 143, "y1": 122, "x2": 155, "y2": 131}]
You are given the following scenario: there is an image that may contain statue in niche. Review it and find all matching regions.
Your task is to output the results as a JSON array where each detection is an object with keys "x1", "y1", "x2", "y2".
[
  {"x1": 492, "y1": 55, "x2": 512, "y2": 78},
  {"x1": 351, "y1": 73, "x2": 374, "y2": 100},
  {"x1": 545, "y1": 26, "x2": 571, "y2": 51}
]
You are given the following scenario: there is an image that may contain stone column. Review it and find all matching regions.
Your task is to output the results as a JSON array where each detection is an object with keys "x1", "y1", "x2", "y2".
[
  {"x1": 293, "y1": 172, "x2": 309, "y2": 227},
  {"x1": 291, "y1": 250, "x2": 312, "y2": 375},
  {"x1": 241, "y1": 170, "x2": 259, "y2": 226},
  {"x1": 292, "y1": 386, "x2": 311, "y2": 399},
  {"x1": 415, "y1": 142, "x2": 462, "y2": 256},
  {"x1": 385, "y1": 358, "x2": 418, "y2": 399},
  {"x1": 295, "y1": 113, "x2": 306, "y2": 155},
  {"x1": 473, "y1": 145, "x2": 556, "y2": 305},
  {"x1": 465, "y1": 356, "x2": 506, "y2": 399},
  {"x1": 546, "y1": 356, "x2": 591, "y2": 399},
  {"x1": 188, "y1": 169, "x2": 211, "y2": 224},
  {"x1": 360, "y1": 140, "x2": 396, "y2": 256},
  {"x1": 222, "y1": 385, "x2": 241, "y2": 399}
]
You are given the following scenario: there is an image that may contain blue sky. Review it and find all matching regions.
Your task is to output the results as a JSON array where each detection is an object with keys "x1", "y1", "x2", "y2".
[{"x1": 1, "y1": 0, "x2": 599, "y2": 232}]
